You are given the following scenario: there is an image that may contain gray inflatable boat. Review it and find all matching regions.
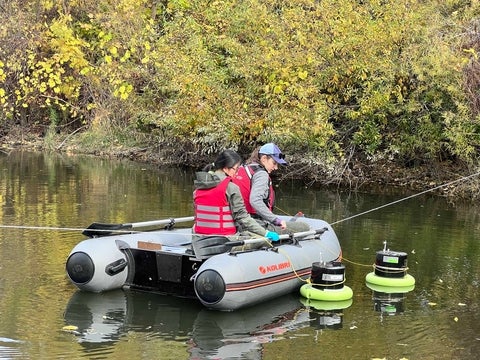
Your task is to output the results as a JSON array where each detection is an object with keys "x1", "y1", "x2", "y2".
[{"x1": 66, "y1": 215, "x2": 342, "y2": 311}]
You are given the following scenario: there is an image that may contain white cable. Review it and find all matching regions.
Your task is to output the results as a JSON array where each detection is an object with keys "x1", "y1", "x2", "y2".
[{"x1": 331, "y1": 171, "x2": 480, "y2": 225}]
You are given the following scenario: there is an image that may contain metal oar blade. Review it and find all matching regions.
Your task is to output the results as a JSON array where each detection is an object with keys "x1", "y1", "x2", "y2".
[{"x1": 82, "y1": 223, "x2": 132, "y2": 238}]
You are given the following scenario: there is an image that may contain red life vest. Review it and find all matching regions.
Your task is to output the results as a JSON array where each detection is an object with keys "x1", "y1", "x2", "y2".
[
  {"x1": 232, "y1": 164, "x2": 275, "y2": 214},
  {"x1": 193, "y1": 177, "x2": 237, "y2": 235}
]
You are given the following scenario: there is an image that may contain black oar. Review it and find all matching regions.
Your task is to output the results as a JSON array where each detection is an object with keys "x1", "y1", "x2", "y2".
[
  {"x1": 192, "y1": 236, "x2": 268, "y2": 259},
  {"x1": 83, "y1": 216, "x2": 195, "y2": 238},
  {"x1": 192, "y1": 227, "x2": 328, "y2": 259}
]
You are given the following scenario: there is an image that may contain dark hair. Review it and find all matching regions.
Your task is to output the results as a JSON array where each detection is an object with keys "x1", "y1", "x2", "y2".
[
  {"x1": 203, "y1": 149, "x2": 242, "y2": 172},
  {"x1": 245, "y1": 146, "x2": 261, "y2": 164}
]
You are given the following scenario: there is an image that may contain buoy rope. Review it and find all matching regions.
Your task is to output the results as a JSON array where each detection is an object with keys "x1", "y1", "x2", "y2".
[
  {"x1": 0, "y1": 225, "x2": 197, "y2": 237},
  {"x1": 231, "y1": 241, "x2": 312, "y2": 283},
  {"x1": 273, "y1": 171, "x2": 480, "y2": 271},
  {"x1": 373, "y1": 264, "x2": 409, "y2": 273},
  {"x1": 2, "y1": 171, "x2": 479, "y2": 235},
  {"x1": 306, "y1": 277, "x2": 347, "y2": 288},
  {"x1": 339, "y1": 257, "x2": 372, "y2": 268},
  {"x1": 275, "y1": 247, "x2": 311, "y2": 283},
  {"x1": 267, "y1": 239, "x2": 353, "y2": 286},
  {"x1": 0, "y1": 225, "x2": 102, "y2": 232},
  {"x1": 330, "y1": 170, "x2": 480, "y2": 226}
]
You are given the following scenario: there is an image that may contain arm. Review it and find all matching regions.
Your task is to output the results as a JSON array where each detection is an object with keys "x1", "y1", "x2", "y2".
[
  {"x1": 249, "y1": 171, "x2": 286, "y2": 229},
  {"x1": 226, "y1": 182, "x2": 269, "y2": 236}
]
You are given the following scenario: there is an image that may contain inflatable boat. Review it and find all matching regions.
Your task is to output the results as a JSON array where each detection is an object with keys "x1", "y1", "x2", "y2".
[{"x1": 65, "y1": 215, "x2": 342, "y2": 311}]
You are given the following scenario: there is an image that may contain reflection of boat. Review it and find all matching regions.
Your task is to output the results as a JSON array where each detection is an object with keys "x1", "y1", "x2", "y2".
[
  {"x1": 63, "y1": 290, "x2": 202, "y2": 349},
  {"x1": 65, "y1": 216, "x2": 342, "y2": 311},
  {"x1": 63, "y1": 290, "x2": 127, "y2": 345},
  {"x1": 63, "y1": 289, "x2": 311, "y2": 359}
]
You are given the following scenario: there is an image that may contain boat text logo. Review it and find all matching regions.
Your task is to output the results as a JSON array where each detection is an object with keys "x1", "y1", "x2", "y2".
[{"x1": 258, "y1": 261, "x2": 291, "y2": 274}]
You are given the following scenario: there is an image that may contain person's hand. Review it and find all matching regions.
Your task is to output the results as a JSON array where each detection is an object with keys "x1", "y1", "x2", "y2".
[
  {"x1": 274, "y1": 218, "x2": 287, "y2": 230},
  {"x1": 265, "y1": 231, "x2": 280, "y2": 242}
]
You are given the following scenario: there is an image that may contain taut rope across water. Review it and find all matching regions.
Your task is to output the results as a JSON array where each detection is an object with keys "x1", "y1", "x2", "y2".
[
  {"x1": 1, "y1": 171, "x2": 479, "y2": 233},
  {"x1": 330, "y1": 170, "x2": 480, "y2": 226}
]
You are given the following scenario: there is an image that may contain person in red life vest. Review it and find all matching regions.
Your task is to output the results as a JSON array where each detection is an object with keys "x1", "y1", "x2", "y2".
[
  {"x1": 232, "y1": 143, "x2": 309, "y2": 234},
  {"x1": 193, "y1": 149, "x2": 280, "y2": 247}
]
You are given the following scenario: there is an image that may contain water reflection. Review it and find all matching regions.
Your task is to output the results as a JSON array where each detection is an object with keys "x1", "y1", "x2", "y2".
[
  {"x1": 63, "y1": 290, "x2": 323, "y2": 359},
  {"x1": 64, "y1": 291, "x2": 128, "y2": 346},
  {"x1": 299, "y1": 298, "x2": 353, "y2": 330},
  {"x1": 2, "y1": 151, "x2": 480, "y2": 359},
  {"x1": 0, "y1": 337, "x2": 25, "y2": 359},
  {"x1": 366, "y1": 283, "x2": 415, "y2": 318}
]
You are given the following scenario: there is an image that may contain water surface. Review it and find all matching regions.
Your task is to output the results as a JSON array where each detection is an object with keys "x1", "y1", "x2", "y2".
[{"x1": 0, "y1": 151, "x2": 479, "y2": 359}]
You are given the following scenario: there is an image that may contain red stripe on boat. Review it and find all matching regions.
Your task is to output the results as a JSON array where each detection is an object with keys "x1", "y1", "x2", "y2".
[{"x1": 225, "y1": 268, "x2": 312, "y2": 292}]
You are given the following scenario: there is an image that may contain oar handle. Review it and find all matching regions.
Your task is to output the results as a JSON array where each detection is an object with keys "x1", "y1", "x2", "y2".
[
  {"x1": 223, "y1": 238, "x2": 269, "y2": 247},
  {"x1": 126, "y1": 216, "x2": 194, "y2": 228},
  {"x1": 83, "y1": 216, "x2": 195, "y2": 237},
  {"x1": 225, "y1": 228, "x2": 328, "y2": 247},
  {"x1": 279, "y1": 227, "x2": 328, "y2": 240}
]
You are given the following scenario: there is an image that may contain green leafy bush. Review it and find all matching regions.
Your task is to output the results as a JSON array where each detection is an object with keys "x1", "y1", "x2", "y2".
[{"x1": 1, "y1": 0, "x2": 480, "y2": 179}]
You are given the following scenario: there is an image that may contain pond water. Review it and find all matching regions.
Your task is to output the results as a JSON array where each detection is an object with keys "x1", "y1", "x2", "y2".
[{"x1": 0, "y1": 150, "x2": 479, "y2": 359}]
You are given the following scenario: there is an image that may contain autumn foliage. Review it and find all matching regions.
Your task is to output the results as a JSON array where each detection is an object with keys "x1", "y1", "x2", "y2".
[{"x1": 1, "y1": 0, "x2": 480, "y2": 181}]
